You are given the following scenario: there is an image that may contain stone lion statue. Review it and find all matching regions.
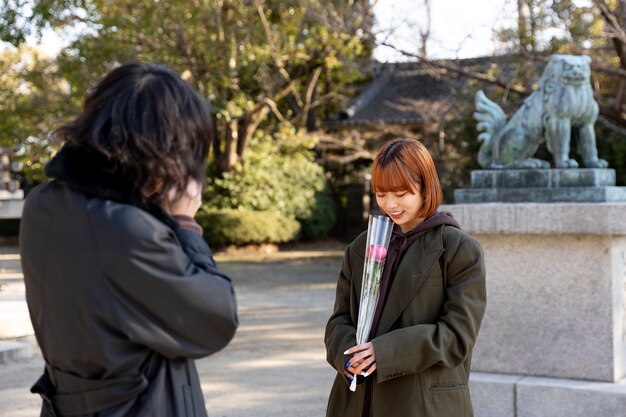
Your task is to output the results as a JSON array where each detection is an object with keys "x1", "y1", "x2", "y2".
[{"x1": 474, "y1": 54, "x2": 608, "y2": 169}]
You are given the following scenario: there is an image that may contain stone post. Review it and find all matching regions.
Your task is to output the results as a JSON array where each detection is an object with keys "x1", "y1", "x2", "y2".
[{"x1": 442, "y1": 202, "x2": 626, "y2": 417}]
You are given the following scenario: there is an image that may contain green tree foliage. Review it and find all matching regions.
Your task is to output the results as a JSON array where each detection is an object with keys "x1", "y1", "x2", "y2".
[
  {"x1": 1, "y1": 0, "x2": 372, "y2": 174},
  {"x1": 0, "y1": 45, "x2": 71, "y2": 182},
  {"x1": 0, "y1": 0, "x2": 372, "y2": 239}
]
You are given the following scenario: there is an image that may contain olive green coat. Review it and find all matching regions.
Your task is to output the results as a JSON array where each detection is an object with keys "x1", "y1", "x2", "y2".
[{"x1": 325, "y1": 225, "x2": 486, "y2": 417}]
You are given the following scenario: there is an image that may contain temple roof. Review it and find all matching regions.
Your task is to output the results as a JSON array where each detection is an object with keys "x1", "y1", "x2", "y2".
[{"x1": 328, "y1": 54, "x2": 524, "y2": 128}]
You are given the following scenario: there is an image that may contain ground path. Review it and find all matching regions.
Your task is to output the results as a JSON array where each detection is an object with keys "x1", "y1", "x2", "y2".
[{"x1": 0, "y1": 244, "x2": 345, "y2": 417}]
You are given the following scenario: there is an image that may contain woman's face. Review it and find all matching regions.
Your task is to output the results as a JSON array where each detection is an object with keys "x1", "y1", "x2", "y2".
[{"x1": 375, "y1": 186, "x2": 425, "y2": 232}]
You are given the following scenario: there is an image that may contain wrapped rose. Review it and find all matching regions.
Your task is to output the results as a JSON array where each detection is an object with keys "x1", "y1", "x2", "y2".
[{"x1": 349, "y1": 215, "x2": 393, "y2": 392}]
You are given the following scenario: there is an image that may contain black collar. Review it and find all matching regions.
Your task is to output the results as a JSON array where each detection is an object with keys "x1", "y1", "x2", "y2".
[
  {"x1": 45, "y1": 144, "x2": 178, "y2": 230},
  {"x1": 45, "y1": 144, "x2": 136, "y2": 203}
]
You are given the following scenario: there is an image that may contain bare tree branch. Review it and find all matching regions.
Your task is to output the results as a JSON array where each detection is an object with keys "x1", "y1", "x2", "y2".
[
  {"x1": 253, "y1": 0, "x2": 304, "y2": 107},
  {"x1": 316, "y1": 132, "x2": 376, "y2": 163},
  {"x1": 518, "y1": 49, "x2": 626, "y2": 78},
  {"x1": 419, "y1": 0, "x2": 431, "y2": 58},
  {"x1": 598, "y1": 115, "x2": 626, "y2": 136},
  {"x1": 593, "y1": 0, "x2": 626, "y2": 70},
  {"x1": 322, "y1": 152, "x2": 375, "y2": 164},
  {"x1": 299, "y1": 66, "x2": 323, "y2": 128},
  {"x1": 309, "y1": 91, "x2": 347, "y2": 109},
  {"x1": 380, "y1": 42, "x2": 531, "y2": 95},
  {"x1": 594, "y1": 0, "x2": 626, "y2": 43},
  {"x1": 254, "y1": 97, "x2": 288, "y2": 123},
  {"x1": 317, "y1": 134, "x2": 369, "y2": 152}
]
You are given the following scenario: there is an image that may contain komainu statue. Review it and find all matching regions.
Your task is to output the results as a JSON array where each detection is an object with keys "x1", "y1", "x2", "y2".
[{"x1": 474, "y1": 54, "x2": 608, "y2": 169}]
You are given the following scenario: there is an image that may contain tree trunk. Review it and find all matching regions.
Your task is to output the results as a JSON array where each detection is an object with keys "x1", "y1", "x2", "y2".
[
  {"x1": 236, "y1": 106, "x2": 270, "y2": 161},
  {"x1": 518, "y1": 0, "x2": 532, "y2": 53},
  {"x1": 210, "y1": 113, "x2": 221, "y2": 165},
  {"x1": 217, "y1": 119, "x2": 240, "y2": 174},
  {"x1": 419, "y1": 0, "x2": 431, "y2": 58},
  {"x1": 615, "y1": 0, "x2": 626, "y2": 70}
]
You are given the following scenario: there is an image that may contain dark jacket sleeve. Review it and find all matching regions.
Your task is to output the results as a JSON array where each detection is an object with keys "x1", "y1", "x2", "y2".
[
  {"x1": 371, "y1": 232, "x2": 486, "y2": 383},
  {"x1": 324, "y1": 245, "x2": 358, "y2": 383},
  {"x1": 98, "y1": 208, "x2": 238, "y2": 360}
]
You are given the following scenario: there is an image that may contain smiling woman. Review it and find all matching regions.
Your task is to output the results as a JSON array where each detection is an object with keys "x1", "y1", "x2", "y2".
[
  {"x1": 324, "y1": 138, "x2": 487, "y2": 417},
  {"x1": 371, "y1": 139, "x2": 442, "y2": 232}
]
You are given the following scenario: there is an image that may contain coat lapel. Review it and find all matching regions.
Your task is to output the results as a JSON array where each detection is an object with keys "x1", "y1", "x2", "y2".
[{"x1": 374, "y1": 232, "x2": 444, "y2": 337}]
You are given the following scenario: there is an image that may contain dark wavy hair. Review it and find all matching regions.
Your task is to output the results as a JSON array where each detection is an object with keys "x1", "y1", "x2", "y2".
[{"x1": 53, "y1": 62, "x2": 212, "y2": 204}]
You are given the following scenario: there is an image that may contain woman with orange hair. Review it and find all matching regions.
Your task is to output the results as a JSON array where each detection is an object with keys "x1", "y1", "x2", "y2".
[{"x1": 325, "y1": 138, "x2": 486, "y2": 417}]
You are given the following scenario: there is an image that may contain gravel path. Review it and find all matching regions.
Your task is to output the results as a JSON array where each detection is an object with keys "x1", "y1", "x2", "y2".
[{"x1": 0, "y1": 248, "x2": 344, "y2": 417}]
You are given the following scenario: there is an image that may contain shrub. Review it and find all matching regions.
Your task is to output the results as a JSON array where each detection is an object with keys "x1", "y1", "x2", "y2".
[
  {"x1": 196, "y1": 208, "x2": 301, "y2": 247},
  {"x1": 204, "y1": 124, "x2": 336, "y2": 238},
  {"x1": 299, "y1": 184, "x2": 337, "y2": 239}
]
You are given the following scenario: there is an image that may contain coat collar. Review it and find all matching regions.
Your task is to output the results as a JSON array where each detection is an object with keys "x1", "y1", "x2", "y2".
[
  {"x1": 45, "y1": 144, "x2": 136, "y2": 203},
  {"x1": 374, "y1": 228, "x2": 444, "y2": 336},
  {"x1": 352, "y1": 225, "x2": 445, "y2": 337},
  {"x1": 45, "y1": 144, "x2": 178, "y2": 230}
]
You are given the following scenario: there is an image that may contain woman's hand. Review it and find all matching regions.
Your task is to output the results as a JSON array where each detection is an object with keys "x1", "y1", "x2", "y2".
[
  {"x1": 344, "y1": 342, "x2": 377, "y2": 378},
  {"x1": 162, "y1": 179, "x2": 202, "y2": 217}
]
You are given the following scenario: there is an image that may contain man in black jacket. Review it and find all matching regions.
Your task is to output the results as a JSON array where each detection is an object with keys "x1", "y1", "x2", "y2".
[{"x1": 20, "y1": 62, "x2": 238, "y2": 417}]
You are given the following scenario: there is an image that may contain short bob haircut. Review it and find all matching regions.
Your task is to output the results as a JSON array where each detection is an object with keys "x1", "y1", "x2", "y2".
[
  {"x1": 53, "y1": 62, "x2": 212, "y2": 205},
  {"x1": 372, "y1": 138, "x2": 443, "y2": 218}
]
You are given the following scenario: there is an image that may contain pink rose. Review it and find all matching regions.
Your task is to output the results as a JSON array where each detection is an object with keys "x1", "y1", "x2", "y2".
[{"x1": 366, "y1": 244, "x2": 387, "y2": 263}]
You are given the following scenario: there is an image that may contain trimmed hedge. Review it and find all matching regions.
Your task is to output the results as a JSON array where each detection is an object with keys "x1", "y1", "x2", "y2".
[
  {"x1": 204, "y1": 126, "x2": 336, "y2": 239},
  {"x1": 299, "y1": 187, "x2": 336, "y2": 239},
  {"x1": 196, "y1": 208, "x2": 301, "y2": 247}
]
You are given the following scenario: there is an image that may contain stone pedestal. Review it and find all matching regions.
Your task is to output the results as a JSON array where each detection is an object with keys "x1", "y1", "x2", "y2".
[
  {"x1": 0, "y1": 189, "x2": 23, "y2": 219},
  {"x1": 470, "y1": 372, "x2": 626, "y2": 417},
  {"x1": 0, "y1": 199, "x2": 23, "y2": 219},
  {"x1": 441, "y1": 202, "x2": 626, "y2": 416},
  {"x1": 454, "y1": 169, "x2": 626, "y2": 203}
]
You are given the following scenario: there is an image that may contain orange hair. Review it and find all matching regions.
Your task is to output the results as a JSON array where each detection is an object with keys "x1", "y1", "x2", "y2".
[{"x1": 371, "y1": 138, "x2": 443, "y2": 218}]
